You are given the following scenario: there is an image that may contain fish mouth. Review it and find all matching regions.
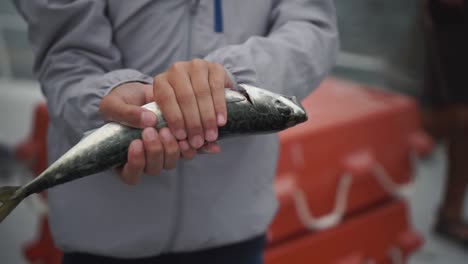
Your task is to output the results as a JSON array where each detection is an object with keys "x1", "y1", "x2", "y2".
[
  {"x1": 288, "y1": 96, "x2": 306, "y2": 112},
  {"x1": 285, "y1": 96, "x2": 308, "y2": 123},
  {"x1": 297, "y1": 111, "x2": 308, "y2": 123}
]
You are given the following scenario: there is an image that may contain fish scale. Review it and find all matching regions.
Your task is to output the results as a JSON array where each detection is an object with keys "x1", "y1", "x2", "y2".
[{"x1": 0, "y1": 84, "x2": 307, "y2": 223}]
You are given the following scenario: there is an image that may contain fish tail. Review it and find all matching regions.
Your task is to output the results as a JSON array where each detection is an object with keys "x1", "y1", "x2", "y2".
[{"x1": 0, "y1": 186, "x2": 22, "y2": 223}]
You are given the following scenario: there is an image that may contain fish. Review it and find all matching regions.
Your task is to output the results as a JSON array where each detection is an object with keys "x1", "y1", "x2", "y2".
[{"x1": 0, "y1": 84, "x2": 307, "y2": 222}]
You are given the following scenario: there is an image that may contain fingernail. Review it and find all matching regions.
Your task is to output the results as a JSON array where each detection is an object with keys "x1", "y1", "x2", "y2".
[
  {"x1": 175, "y1": 129, "x2": 187, "y2": 140},
  {"x1": 217, "y1": 114, "x2": 226, "y2": 126},
  {"x1": 160, "y1": 128, "x2": 173, "y2": 142},
  {"x1": 143, "y1": 128, "x2": 156, "y2": 141},
  {"x1": 190, "y1": 135, "x2": 204, "y2": 149},
  {"x1": 132, "y1": 141, "x2": 143, "y2": 154},
  {"x1": 141, "y1": 111, "x2": 156, "y2": 127},
  {"x1": 205, "y1": 129, "x2": 217, "y2": 142}
]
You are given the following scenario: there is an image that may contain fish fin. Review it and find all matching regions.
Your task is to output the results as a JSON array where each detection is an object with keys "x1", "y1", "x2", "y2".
[
  {"x1": 82, "y1": 128, "x2": 97, "y2": 139},
  {"x1": 0, "y1": 186, "x2": 19, "y2": 202},
  {"x1": 225, "y1": 89, "x2": 247, "y2": 103},
  {"x1": 0, "y1": 186, "x2": 21, "y2": 223}
]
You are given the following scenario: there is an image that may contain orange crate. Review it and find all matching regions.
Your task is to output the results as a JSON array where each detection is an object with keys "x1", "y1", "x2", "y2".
[
  {"x1": 265, "y1": 200, "x2": 423, "y2": 264},
  {"x1": 269, "y1": 78, "x2": 432, "y2": 243}
]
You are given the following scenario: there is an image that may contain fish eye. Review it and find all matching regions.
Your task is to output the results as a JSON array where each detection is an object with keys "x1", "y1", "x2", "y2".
[
  {"x1": 278, "y1": 107, "x2": 291, "y2": 116},
  {"x1": 276, "y1": 102, "x2": 291, "y2": 116},
  {"x1": 275, "y1": 99, "x2": 285, "y2": 107}
]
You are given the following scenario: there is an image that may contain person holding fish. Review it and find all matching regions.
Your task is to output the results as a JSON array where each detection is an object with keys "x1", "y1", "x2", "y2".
[{"x1": 7, "y1": 1, "x2": 338, "y2": 263}]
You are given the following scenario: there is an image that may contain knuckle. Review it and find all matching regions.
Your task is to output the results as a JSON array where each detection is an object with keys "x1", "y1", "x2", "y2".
[
  {"x1": 155, "y1": 88, "x2": 173, "y2": 106},
  {"x1": 191, "y1": 59, "x2": 207, "y2": 69},
  {"x1": 165, "y1": 115, "x2": 184, "y2": 129},
  {"x1": 209, "y1": 78, "x2": 224, "y2": 90},
  {"x1": 209, "y1": 62, "x2": 224, "y2": 73},
  {"x1": 166, "y1": 145, "x2": 179, "y2": 157},
  {"x1": 194, "y1": 86, "x2": 211, "y2": 98},
  {"x1": 177, "y1": 93, "x2": 194, "y2": 105},
  {"x1": 153, "y1": 74, "x2": 166, "y2": 86},
  {"x1": 170, "y1": 62, "x2": 186, "y2": 73},
  {"x1": 146, "y1": 141, "x2": 163, "y2": 155},
  {"x1": 186, "y1": 121, "x2": 202, "y2": 133},
  {"x1": 98, "y1": 98, "x2": 108, "y2": 112}
]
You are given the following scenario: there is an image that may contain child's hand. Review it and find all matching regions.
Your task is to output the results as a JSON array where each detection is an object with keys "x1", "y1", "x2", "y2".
[
  {"x1": 153, "y1": 59, "x2": 232, "y2": 148},
  {"x1": 99, "y1": 82, "x2": 200, "y2": 185}
]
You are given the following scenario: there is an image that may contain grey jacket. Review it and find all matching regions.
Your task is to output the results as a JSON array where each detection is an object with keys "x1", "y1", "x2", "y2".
[{"x1": 14, "y1": 0, "x2": 338, "y2": 258}]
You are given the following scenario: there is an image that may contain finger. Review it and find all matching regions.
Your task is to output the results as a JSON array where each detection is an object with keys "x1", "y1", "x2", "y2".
[
  {"x1": 142, "y1": 127, "x2": 164, "y2": 176},
  {"x1": 100, "y1": 95, "x2": 157, "y2": 128},
  {"x1": 190, "y1": 59, "x2": 218, "y2": 143},
  {"x1": 167, "y1": 62, "x2": 204, "y2": 148},
  {"x1": 159, "y1": 128, "x2": 180, "y2": 170},
  {"x1": 208, "y1": 63, "x2": 229, "y2": 127},
  {"x1": 198, "y1": 142, "x2": 221, "y2": 154},
  {"x1": 154, "y1": 74, "x2": 187, "y2": 140},
  {"x1": 143, "y1": 84, "x2": 155, "y2": 102},
  {"x1": 120, "y1": 140, "x2": 145, "y2": 185},
  {"x1": 179, "y1": 140, "x2": 197, "y2": 160}
]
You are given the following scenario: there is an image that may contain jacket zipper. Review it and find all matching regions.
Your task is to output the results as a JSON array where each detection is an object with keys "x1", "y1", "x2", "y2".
[
  {"x1": 164, "y1": 0, "x2": 199, "y2": 252},
  {"x1": 214, "y1": 0, "x2": 224, "y2": 33}
]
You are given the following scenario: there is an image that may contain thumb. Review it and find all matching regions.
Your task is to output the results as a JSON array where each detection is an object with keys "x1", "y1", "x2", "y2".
[{"x1": 99, "y1": 94, "x2": 157, "y2": 129}]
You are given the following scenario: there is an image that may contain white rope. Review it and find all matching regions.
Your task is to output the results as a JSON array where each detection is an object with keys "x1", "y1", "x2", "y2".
[
  {"x1": 371, "y1": 151, "x2": 418, "y2": 199},
  {"x1": 293, "y1": 173, "x2": 352, "y2": 231},
  {"x1": 281, "y1": 150, "x2": 419, "y2": 231}
]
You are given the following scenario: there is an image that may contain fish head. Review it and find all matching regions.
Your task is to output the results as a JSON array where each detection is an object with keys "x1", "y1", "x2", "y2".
[{"x1": 238, "y1": 84, "x2": 308, "y2": 129}]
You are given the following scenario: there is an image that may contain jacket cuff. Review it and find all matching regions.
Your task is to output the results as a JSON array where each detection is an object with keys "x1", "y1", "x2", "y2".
[{"x1": 99, "y1": 69, "x2": 153, "y2": 97}]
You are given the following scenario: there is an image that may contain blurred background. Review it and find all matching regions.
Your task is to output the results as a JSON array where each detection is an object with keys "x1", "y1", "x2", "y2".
[{"x1": 0, "y1": 0, "x2": 467, "y2": 263}]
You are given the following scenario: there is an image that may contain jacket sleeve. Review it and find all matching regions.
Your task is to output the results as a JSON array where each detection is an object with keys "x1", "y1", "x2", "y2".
[
  {"x1": 13, "y1": 0, "x2": 153, "y2": 143},
  {"x1": 205, "y1": 0, "x2": 339, "y2": 100}
]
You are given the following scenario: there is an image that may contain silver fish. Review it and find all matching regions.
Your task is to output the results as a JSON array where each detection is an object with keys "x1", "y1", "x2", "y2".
[{"x1": 0, "y1": 84, "x2": 307, "y2": 222}]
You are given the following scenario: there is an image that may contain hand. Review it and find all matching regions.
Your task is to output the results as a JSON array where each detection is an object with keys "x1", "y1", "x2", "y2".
[
  {"x1": 153, "y1": 59, "x2": 233, "y2": 149},
  {"x1": 99, "y1": 82, "x2": 201, "y2": 185}
]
